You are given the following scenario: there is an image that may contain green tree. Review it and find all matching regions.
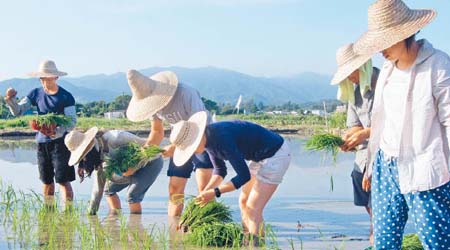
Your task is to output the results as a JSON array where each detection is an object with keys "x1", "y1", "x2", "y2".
[{"x1": 201, "y1": 97, "x2": 219, "y2": 113}]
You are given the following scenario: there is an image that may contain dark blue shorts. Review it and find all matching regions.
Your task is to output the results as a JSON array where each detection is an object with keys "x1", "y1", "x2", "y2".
[
  {"x1": 351, "y1": 169, "x2": 371, "y2": 207},
  {"x1": 167, "y1": 151, "x2": 213, "y2": 178},
  {"x1": 37, "y1": 137, "x2": 75, "y2": 184}
]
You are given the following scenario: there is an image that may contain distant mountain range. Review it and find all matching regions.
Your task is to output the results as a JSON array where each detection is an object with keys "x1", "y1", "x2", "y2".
[{"x1": 0, "y1": 66, "x2": 337, "y2": 105}]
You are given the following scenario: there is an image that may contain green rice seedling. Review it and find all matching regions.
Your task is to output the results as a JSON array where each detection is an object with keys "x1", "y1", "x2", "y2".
[
  {"x1": 304, "y1": 133, "x2": 344, "y2": 164},
  {"x1": 305, "y1": 133, "x2": 344, "y2": 191},
  {"x1": 32, "y1": 113, "x2": 71, "y2": 127},
  {"x1": 119, "y1": 213, "x2": 128, "y2": 247},
  {"x1": 402, "y1": 234, "x2": 423, "y2": 250},
  {"x1": 186, "y1": 222, "x2": 243, "y2": 248},
  {"x1": 104, "y1": 142, "x2": 164, "y2": 180},
  {"x1": 179, "y1": 199, "x2": 232, "y2": 232},
  {"x1": 265, "y1": 224, "x2": 280, "y2": 249}
]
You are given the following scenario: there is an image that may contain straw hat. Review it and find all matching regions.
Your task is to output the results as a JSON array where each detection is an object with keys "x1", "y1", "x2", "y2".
[
  {"x1": 331, "y1": 44, "x2": 372, "y2": 85},
  {"x1": 126, "y1": 70, "x2": 178, "y2": 122},
  {"x1": 28, "y1": 60, "x2": 67, "y2": 78},
  {"x1": 170, "y1": 111, "x2": 208, "y2": 166},
  {"x1": 65, "y1": 127, "x2": 99, "y2": 166},
  {"x1": 354, "y1": 0, "x2": 436, "y2": 56}
]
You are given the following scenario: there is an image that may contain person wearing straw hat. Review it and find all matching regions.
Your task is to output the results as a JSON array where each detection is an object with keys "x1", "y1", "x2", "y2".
[
  {"x1": 331, "y1": 43, "x2": 380, "y2": 246},
  {"x1": 125, "y1": 69, "x2": 214, "y2": 218},
  {"x1": 353, "y1": 0, "x2": 450, "y2": 249},
  {"x1": 169, "y1": 111, "x2": 291, "y2": 245},
  {"x1": 4, "y1": 60, "x2": 77, "y2": 208},
  {"x1": 65, "y1": 127, "x2": 163, "y2": 215}
]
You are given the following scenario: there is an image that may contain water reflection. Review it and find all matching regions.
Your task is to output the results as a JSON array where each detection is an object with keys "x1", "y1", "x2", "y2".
[{"x1": 0, "y1": 136, "x2": 376, "y2": 249}]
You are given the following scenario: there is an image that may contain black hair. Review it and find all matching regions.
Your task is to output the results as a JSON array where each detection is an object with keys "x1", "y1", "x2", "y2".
[
  {"x1": 405, "y1": 33, "x2": 417, "y2": 51},
  {"x1": 78, "y1": 146, "x2": 102, "y2": 179}
]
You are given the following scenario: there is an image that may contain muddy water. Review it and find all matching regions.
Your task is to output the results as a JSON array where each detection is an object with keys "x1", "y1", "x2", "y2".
[{"x1": 0, "y1": 136, "x2": 414, "y2": 249}]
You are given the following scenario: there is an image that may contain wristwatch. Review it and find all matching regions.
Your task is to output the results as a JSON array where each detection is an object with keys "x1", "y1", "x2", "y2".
[{"x1": 214, "y1": 187, "x2": 221, "y2": 198}]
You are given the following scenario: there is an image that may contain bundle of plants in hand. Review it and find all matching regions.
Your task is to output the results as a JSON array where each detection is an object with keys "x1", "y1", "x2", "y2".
[
  {"x1": 304, "y1": 133, "x2": 344, "y2": 163},
  {"x1": 29, "y1": 113, "x2": 71, "y2": 136},
  {"x1": 305, "y1": 133, "x2": 344, "y2": 191},
  {"x1": 179, "y1": 199, "x2": 233, "y2": 232},
  {"x1": 103, "y1": 142, "x2": 163, "y2": 180},
  {"x1": 179, "y1": 199, "x2": 243, "y2": 247}
]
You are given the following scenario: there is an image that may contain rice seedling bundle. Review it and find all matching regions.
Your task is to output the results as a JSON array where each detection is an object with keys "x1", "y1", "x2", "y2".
[
  {"x1": 103, "y1": 142, "x2": 163, "y2": 180},
  {"x1": 402, "y1": 234, "x2": 423, "y2": 250},
  {"x1": 29, "y1": 113, "x2": 71, "y2": 129},
  {"x1": 305, "y1": 133, "x2": 344, "y2": 191},
  {"x1": 305, "y1": 133, "x2": 344, "y2": 163},
  {"x1": 185, "y1": 222, "x2": 243, "y2": 247},
  {"x1": 179, "y1": 199, "x2": 232, "y2": 232},
  {"x1": 29, "y1": 113, "x2": 71, "y2": 135},
  {"x1": 179, "y1": 199, "x2": 243, "y2": 247}
]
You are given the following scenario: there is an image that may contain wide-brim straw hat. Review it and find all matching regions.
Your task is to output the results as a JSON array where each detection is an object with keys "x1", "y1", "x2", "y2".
[
  {"x1": 331, "y1": 44, "x2": 372, "y2": 85},
  {"x1": 28, "y1": 60, "x2": 67, "y2": 78},
  {"x1": 126, "y1": 70, "x2": 178, "y2": 122},
  {"x1": 354, "y1": 0, "x2": 436, "y2": 56},
  {"x1": 171, "y1": 111, "x2": 208, "y2": 167},
  {"x1": 65, "y1": 127, "x2": 99, "y2": 166}
]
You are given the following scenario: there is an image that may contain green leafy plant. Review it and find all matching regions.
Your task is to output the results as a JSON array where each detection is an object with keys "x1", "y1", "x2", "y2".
[
  {"x1": 33, "y1": 114, "x2": 71, "y2": 127},
  {"x1": 305, "y1": 133, "x2": 344, "y2": 191},
  {"x1": 186, "y1": 222, "x2": 243, "y2": 247},
  {"x1": 103, "y1": 142, "x2": 163, "y2": 180},
  {"x1": 29, "y1": 114, "x2": 72, "y2": 136},
  {"x1": 305, "y1": 133, "x2": 344, "y2": 163},
  {"x1": 402, "y1": 234, "x2": 423, "y2": 250},
  {"x1": 179, "y1": 199, "x2": 233, "y2": 232}
]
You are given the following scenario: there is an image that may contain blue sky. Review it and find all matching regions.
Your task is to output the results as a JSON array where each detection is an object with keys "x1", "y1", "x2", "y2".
[{"x1": 0, "y1": 0, "x2": 449, "y2": 80}]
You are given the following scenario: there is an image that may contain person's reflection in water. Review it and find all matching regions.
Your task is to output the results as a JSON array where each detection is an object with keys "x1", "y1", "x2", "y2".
[
  {"x1": 101, "y1": 213, "x2": 154, "y2": 249},
  {"x1": 37, "y1": 208, "x2": 75, "y2": 249}
]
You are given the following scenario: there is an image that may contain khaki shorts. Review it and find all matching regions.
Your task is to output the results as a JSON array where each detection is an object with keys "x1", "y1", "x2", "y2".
[{"x1": 249, "y1": 141, "x2": 291, "y2": 185}]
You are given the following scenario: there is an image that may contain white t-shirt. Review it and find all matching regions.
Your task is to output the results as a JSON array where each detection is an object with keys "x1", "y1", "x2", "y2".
[{"x1": 380, "y1": 66, "x2": 412, "y2": 157}]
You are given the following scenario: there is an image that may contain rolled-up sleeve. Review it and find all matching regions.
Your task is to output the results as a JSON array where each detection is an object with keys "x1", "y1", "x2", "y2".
[
  {"x1": 5, "y1": 97, "x2": 32, "y2": 116},
  {"x1": 346, "y1": 103, "x2": 362, "y2": 128}
]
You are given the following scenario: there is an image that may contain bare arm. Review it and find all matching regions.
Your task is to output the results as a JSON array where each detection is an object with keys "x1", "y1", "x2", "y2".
[
  {"x1": 88, "y1": 167, "x2": 106, "y2": 215},
  {"x1": 145, "y1": 118, "x2": 165, "y2": 146}
]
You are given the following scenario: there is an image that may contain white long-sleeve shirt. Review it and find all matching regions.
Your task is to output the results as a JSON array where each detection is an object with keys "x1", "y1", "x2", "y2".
[{"x1": 366, "y1": 39, "x2": 450, "y2": 194}]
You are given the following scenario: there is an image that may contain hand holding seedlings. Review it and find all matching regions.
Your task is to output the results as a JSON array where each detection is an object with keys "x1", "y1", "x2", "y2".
[
  {"x1": 305, "y1": 133, "x2": 344, "y2": 163},
  {"x1": 161, "y1": 144, "x2": 175, "y2": 158},
  {"x1": 122, "y1": 168, "x2": 136, "y2": 177},
  {"x1": 29, "y1": 113, "x2": 71, "y2": 137},
  {"x1": 196, "y1": 189, "x2": 216, "y2": 206},
  {"x1": 104, "y1": 142, "x2": 163, "y2": 180},
  {"x1": 341, "y1": 128, "x2": 370, "y2": 151}
]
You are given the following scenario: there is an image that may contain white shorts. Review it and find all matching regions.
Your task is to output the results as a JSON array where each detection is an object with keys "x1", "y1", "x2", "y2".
[{"x1": 249, "y1": 141, "x2": 291, "y2": 185}]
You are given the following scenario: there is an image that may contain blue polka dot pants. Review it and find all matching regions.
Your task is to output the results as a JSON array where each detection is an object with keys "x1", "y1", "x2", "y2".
[{"x1": 372, "y1": 150, "x2": 450, "y2": 250}]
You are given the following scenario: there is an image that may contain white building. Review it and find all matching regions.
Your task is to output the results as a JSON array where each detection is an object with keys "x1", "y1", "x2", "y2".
[{"x1": 104, "y1": 110, "x2": 125, "y2": 119}]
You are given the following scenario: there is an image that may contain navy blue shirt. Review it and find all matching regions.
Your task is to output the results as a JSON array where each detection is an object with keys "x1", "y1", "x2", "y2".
[
  {"x1": 27, "y1": 87, "x2": 75, "y2": 142},
  {"x1": 205, "y1": 120, "x2": 284, "y2": 189}
]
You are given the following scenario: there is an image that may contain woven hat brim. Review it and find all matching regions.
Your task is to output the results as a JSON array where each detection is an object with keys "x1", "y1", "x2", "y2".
[
  {"x1": 126, "y1": 83, "x2": 178, "y2": 122},
  {"x1": 173, "y1": 112, "x2": 208, "y2": 167},
  {"x1": 126, "y1": 75, "x2": 179, "y2": 122},
  {"x1": 27, "y1": 71, "x2": 67, "y2": 78},
  {"x1": 354, "y1": 9, "x2": 436, "y2": 56},
  {"x1": 331, "y1": 53, "x2": 372, "y2": 85},
  {"x1": 68, "y1": 127, "x2": 99, "y2": 166}
]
